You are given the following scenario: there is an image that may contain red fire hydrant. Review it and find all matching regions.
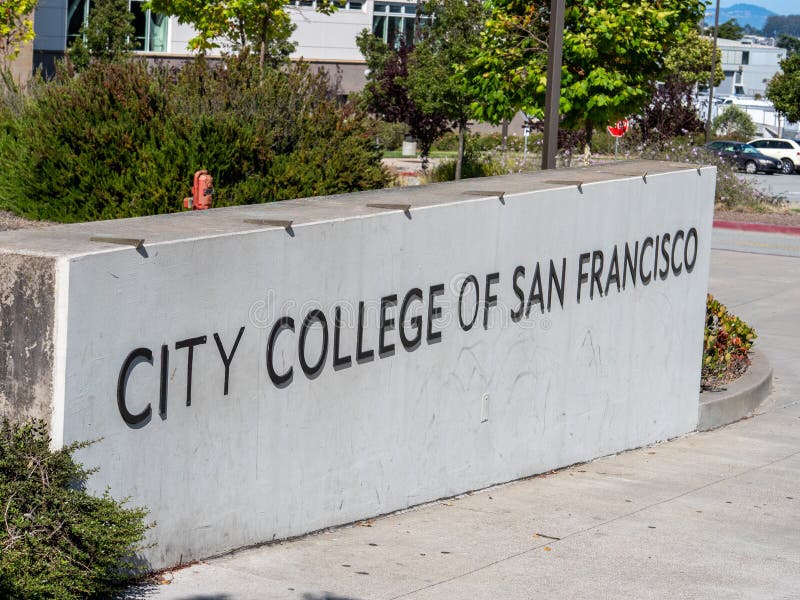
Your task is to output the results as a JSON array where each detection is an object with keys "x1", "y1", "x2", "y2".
[{"x1": 183, "y1": 170, "x2": 214, "y2": 210}]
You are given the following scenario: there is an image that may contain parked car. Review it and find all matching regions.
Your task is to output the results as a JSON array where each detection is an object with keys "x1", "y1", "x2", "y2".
[
  {"x1": 747, "y1": 138, "x2": 800, "y2": 174},
  {"x1": 703, "y1": 141, "x2": 782, "y2": 174}
]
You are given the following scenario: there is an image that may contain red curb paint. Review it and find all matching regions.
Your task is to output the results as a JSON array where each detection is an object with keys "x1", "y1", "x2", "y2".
[{"x1": 713, "y1": 220, "x2": 800, "y2": 237}]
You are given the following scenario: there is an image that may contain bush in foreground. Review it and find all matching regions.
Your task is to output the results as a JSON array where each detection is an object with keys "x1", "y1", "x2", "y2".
[
  {"x1": 0, "y1": 56, "x2": 390, "y2": 222},
  {"x1": 0, "y1": 419, "x2": 150, "y2": 599},
  {"x1": 702, "y1": 294, "x2": 756, "y2": 389}
]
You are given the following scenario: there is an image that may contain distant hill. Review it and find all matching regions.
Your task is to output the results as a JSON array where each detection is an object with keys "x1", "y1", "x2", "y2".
[{"x1": 705, "y1": 4, "x2": 776, "y2": 31}]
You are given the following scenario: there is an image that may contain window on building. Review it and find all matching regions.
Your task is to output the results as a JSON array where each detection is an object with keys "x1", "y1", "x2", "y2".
[
  {"x1": 372, "y1": 3, "x2": 426, "y2": 47},
  {"x1": 130, "y1": 0, "x2": 168, "y2": 52},
  {"x1": 288, "y1": 0, "x2": 363, "y2": 8},
  {"x1": 66, "y1": 0, "x2": 168, "y2": 52},
  {"x1": 67, "y1": 0, "x2": 90, "y2": 45},
  {"x1": 741, "y1": 51, "x2": 749, "y2": 65}
]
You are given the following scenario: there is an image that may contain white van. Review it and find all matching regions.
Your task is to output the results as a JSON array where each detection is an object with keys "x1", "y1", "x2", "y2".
[{"x1": 747, "y1": 138, "x2": 800, "y2": 174}]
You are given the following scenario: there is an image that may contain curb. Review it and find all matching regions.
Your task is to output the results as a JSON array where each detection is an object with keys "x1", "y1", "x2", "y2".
[
  {"x1": 697, "y1": 348, "x2": 773, "y2": 431},
  {"x1": 714, "y1": 220, "x2": 800, "y2": 237}
]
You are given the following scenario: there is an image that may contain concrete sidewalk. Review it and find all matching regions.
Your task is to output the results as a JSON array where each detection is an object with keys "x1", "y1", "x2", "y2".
[{"x1": 136, "y1": 248, "x2": 800, "y2": 600}]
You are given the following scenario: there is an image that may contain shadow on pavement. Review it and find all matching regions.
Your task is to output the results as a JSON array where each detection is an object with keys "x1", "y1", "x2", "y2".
[
  {"x1": 170, "y1": 597, "x2": 232, "y2": 600},
  {"x1": 303, "y1": 594, "x2": 364, "y2": 600},
  {"x1": 116, "y1": 583, "x2": 233, "y2": 600}
]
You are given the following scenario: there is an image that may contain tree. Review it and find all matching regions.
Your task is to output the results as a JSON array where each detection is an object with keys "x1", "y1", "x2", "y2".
[
  {"x1": 357, "y1": 31, "x2": 451, "y2": 169},
  {"x1": 662, "y1": 29, "x2": 724, "y2": 89},
  {"x1": 716, "y1": 19, "x2": 743, "y2": 41},
  {"x1": 0, "y1": 0, "x2": 37, "y2": 66},
  {"x1": 639, "y1": 28, "x2": 724, "y2": 141},
  {"x1": 67, "y1": 0, "x2": 134, "y2": 69},
  {"x1": 712, "y1": 105, "x2": 756, "y2": 140},
  {"x1": 405, "y1": 0, "x2": 488, "y2": 179},
  {"x1": 467, "y1": 0, "x2": 705, "y2": 151},
  {"x1": 640, "y1": 81, "x2": 705, "y2": 143},
  {"x1": 766, "y1": 53, "x2": 800, "y2": 123},
  {"x1": 776, "y1": 33, "x2": 800, "y2": 57},
  {"x1": 146, "y1": 0, "x2": 334, "y2": 68},
  {"x1": 764, "y1": 15, "x2": 800, "y2": 38}
]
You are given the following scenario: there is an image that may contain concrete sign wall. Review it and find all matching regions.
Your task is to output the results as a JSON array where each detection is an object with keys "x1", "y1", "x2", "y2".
[{"x1": 0, "y1": 162, "x2": 715, "y2": 568}]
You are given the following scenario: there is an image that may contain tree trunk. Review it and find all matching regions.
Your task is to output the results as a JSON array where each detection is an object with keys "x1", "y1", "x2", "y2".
[
  {"x1": 584, "y1": 121, "x2": 594, "y2": 163},
  {"x1": 259, "y1": 16, "x2": 269, "y2": 72},
  {"x1": 456, "y1": 122, "x2": 466, "y2": 181},
  {"x1": 501, "y1": 119, "x2": 509, "y2": 151}
]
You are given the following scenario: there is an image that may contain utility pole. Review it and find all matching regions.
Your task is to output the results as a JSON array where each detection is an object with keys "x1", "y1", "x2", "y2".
[
  {"x1": 541, "y1": 0, "x2": 566, "y2": 170},
  {"x1": 705, "y1": 0, "x2": 720, "y2": 143}
]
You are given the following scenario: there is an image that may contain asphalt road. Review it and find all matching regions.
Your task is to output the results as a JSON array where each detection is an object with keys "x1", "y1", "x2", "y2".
[
  {"x1": 746, "y1": 172, "x2": 800, "y2": 203},
  {"x1": 713, "y1": 227, "x2": 800, "y2": 259}
]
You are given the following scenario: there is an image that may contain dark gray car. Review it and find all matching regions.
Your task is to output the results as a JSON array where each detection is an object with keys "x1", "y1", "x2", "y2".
[{"x1": 703, "y1": 141, "x2": 782, "y2": 174}]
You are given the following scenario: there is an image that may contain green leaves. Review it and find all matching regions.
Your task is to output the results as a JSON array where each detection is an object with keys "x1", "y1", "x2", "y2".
[
  {"x1": 0, "y1": 0, "x2": 37, "y2": 64},
  {"x1": 712, "y1": 105, "x2": 757, "y2": 139},
  {"x1": 0, "y1": 58, "x2": 389, "y2": 222},
  {"x1": 702, "y1": 294, "x2": 756, "y2": 387},
  {"x1": 465, "y1": 0, "x2": 705, "y2": 142},
  {"x1": 146, "y1": 0, "x2": 307, "y2": 66},
  {"x1": 662, "y1": 30, "x2": 724, "y2": 88},
  {"x1": 767, "y1": 53, "x2": 800, "y2": 123},
  {"x1": 0, "y1": 419, "x2": 151, "y2": 599}
]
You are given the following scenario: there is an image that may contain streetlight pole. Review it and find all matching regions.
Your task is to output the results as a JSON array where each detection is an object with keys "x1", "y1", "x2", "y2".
[
  {"x1": 542, "y1": 0, "x2": 566, "y2": 170},
  {"x1": 705, "y1": 0, "x2": 720, "y2": 143}
]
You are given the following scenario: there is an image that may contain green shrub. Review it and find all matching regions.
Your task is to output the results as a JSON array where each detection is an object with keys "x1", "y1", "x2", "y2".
[
  {"x1": 587, "y1": 130, "x2": 620, "y2": 155},
  {"x1": 604, "y1": 135, "x2": 779, "y2": 209},
  {"x1": 702, "y1": 294, "x2": 756, "y2": 388},
  {"x1": 424, "y1": 141, "x2": 500, "y2": 182},
  {"x1": 431, "y1": 131, "x2": 460, "y2": 151},
  {"x1": 0, "y1": 419, "x2": 150, "y2": 599},
  {"x1": 432, "y1": 131, "x2": 529, "y2": 153},
  {"x1": 712, "y1": 105, "x2": 757, "y2": 140},
  {"x1": 470, "y1": 132, "x2": 512, "y2": 152},
  {"x1": 368, "y1": 119, "x2": 407, "y2": 151},
  {"x1": 0, "y1": 56, "x2": 390, "y2": 222},
  {"x1": 425, "y1": 156, "x2": 493, "y2": 182},
  {"x1": 424, "y1": 129, "x2": 777, "y2": 209}
]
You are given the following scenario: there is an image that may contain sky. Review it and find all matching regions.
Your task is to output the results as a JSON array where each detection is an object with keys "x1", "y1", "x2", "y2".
[{"x1": 719, "y1": 0, "x2": 798, "y2": 15}]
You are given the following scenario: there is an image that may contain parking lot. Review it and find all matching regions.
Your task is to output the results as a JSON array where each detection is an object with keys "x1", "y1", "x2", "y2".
[{"x1": 747, "y1": 172, "x2": 800, "y2": 203}]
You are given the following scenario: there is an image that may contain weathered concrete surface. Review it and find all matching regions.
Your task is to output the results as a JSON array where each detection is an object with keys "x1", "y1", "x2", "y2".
[
  {"x1": 0, "y1": 161, "x2": 702, "y2": 255},
  {"x1": 135, "y1": 245, "x2": 800, "y2": 599},
  {"x1": 0, "y1": 161, "x2": 715, "y2": 569},
  {"x1": 0, "y1": 253, "x2": 56, "y2": 424},
  {"x1": 698, "y1": 347, "x2": 773, "y2": 431}
]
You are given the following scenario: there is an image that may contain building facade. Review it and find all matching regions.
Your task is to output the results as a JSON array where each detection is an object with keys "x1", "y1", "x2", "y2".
[
  {"x1": 33, "y1": 0, "x2": 426, "y2": 93},
  {"x1": 713, "y1": 37, "x2": 786, "y2": 99},
  {"x1": 5, "y1": 32, "x2": 34, "y2": 85}
]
